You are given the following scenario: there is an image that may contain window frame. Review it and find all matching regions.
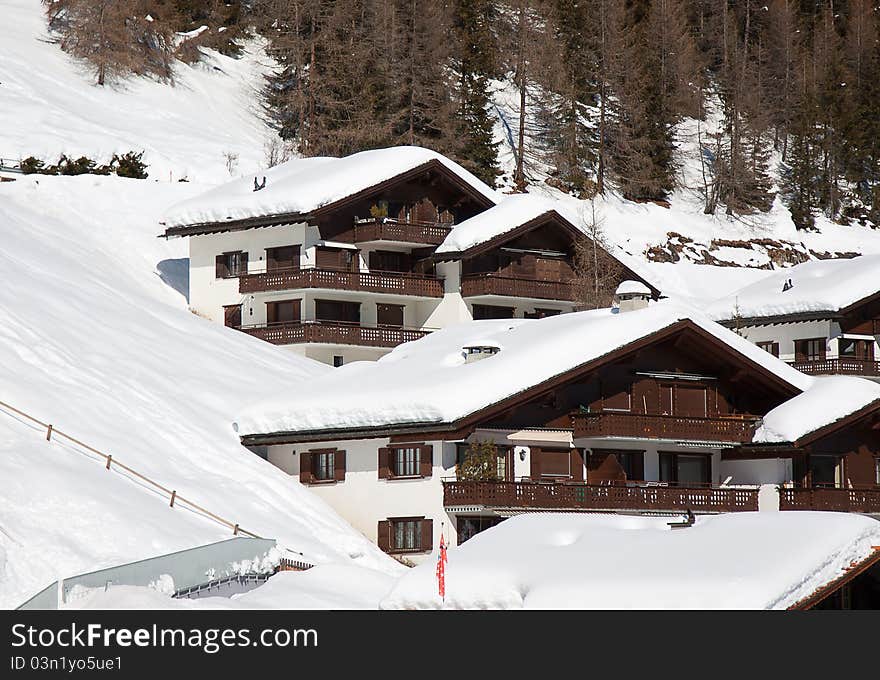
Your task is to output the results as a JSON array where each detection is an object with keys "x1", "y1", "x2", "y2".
[
  {"x1": 216, "y1": 250, "x2": 247, "y2": 278},
  {"x1": 658, "y1": 452, "x2": 712, "y2": 486},
  {"x1": 756, "y1": 341, "x2": 780, "y2": 358},
  {"x1": 795, "y1": 337, "x2": 827, "y2": 362},
  {"x1": 392, "y1": 446, "x2": 421, "y2": 478}
]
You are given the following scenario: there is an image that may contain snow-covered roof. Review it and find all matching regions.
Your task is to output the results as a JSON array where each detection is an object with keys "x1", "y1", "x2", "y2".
[
  {"x1": 435, "y1": 193, "x2": 564, "y2": 254},
  {"x1": 236, "y1": 301, "x2": 811, "y2": 438},
  {"x1": 707, "y1": 256, "x2": 880, "y2": 322},
  {"x1": 380, "y1": 512, "x2": 880, "y2": 609},
  {"x1": 753, "y1": 376, "x2": 880, "y2": 444},
  {"x1": 161, "y1": 146, "x2": 500, "y2": 230},
  {"x1": 616, "y1": 280, "x2": 653, "y2": 297}
]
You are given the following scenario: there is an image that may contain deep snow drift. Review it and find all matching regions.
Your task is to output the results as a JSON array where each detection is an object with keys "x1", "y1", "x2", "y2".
[
  {"x1": 381, "y1": 512, "x2": 880, "y2": 610},
  {"x1": 0, "y1": 174, "x2": 397, "y2": 609}
]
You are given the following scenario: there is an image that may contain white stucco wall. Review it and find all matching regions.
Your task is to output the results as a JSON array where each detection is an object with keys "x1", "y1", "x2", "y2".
[
  {"x1": 267, "y1": 437, "x2": 459, "y2": 563},
  {"x1": 719, "y1": 458, "x2": 794, "y2": 486},
  {"x1": 189, "y1": 223, "x2": 309, "y2": 322}
]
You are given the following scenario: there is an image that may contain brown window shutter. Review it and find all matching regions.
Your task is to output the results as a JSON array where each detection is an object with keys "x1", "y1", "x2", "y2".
[
  {"x1": 420, "y1": 445, "x2": 433, "y2": 478},
  {"x1": 240, "y1": 251, "x2": 248, "y2": 275},
  {"x1": 299, "y1": 451, "x2": 312, "y2": 484},
  {"x1": 529, "y1": 446, "x2": 542, "y2": 479},
  {"x1": 377, "y1": 520, "x2": 390, "y2": 553},
  {"x1": 215, "y1": 254, "x2": 226, "y2": 278},
  {"x1": 334, "y1": 450, "x2": 346, "y2": 482},
  {"x1": 570, "y1": 448, "x2": 584, "y2": 482},
  {"x1": 378, "y1": 447, "x2": 390, "y2": 479},
  {"x1": 420, "y1": 518, "x2": 433, "y2": 552}
]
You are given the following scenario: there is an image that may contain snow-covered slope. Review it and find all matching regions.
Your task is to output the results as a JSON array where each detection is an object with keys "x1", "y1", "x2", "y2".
[
  {"x1": 0, "y1": 0, "x2": 273, "y2": 183},
  {"x1": 0, "y1": 174, "x2": 398, "y2": 609}
]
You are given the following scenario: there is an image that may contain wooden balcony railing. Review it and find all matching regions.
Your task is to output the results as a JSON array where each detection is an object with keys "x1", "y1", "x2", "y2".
[
  {"x1": 443, "y1": 480, "x2": 759, "y2": 513},
  {"x1": 788, "y1": 358, "x2": 880, "y2": 376},
  {"x1": 239, "y1": 267, "x2": 443, "y2": 297},
  {"x1": 353, "y1": 218, "x2": 452, "y2": 245},
  {"x1": 461, "y1": 274, "x2": 576, "y2": 301},
  {"x1": 779, "y1": 486, "x2": 880, "y2": 513},
  {"x1": 236, "y1": 320, "x2": 430, "y2": 348},
  {"x1": 572, "y1": 411, "x2": 759, "y2": 443}
]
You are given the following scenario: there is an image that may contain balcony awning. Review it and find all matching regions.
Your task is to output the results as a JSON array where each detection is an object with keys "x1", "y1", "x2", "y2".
[
  {"x1": 315, "y1": 240, "x2": 359, "y2": 250},
  {"x1": 506, "y1": 429, "x2": 574, "y2": 446}
]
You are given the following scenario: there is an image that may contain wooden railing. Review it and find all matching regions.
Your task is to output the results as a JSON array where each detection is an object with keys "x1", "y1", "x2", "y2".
[
  {"x1": 789, "y1": 358, "x2": 880, "y2": 376},
  {"x1": 779, "y1": 487, "x2": 880, "y2": 513},
  {"x1": 0, "y1": 399, "x2": 263, "y2": 538},
  {"x1": 237, "y1": 320, "x2": 430, "y2": 348},
  {"x1": 353, "y1": 218, "x2": 452, "y2": 245},
  {"x1": 461, "y1": 274, "x2": 576, "y2": 301},
  {"x1": 572, "y1": 411, "x2": 759, "y2": 443},
  {"x1": 443, "y1": 480, "x2": 759, "y2": 513},
  {"x1": 239, "y1": 267, "x2": 443, "y2": 297}
]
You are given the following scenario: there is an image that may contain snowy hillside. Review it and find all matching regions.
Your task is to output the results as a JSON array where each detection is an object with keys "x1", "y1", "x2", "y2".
[
  {"x1": 0, "y1": 174, "x2": 398, "y2": 609},
  {"x1": 489, "y1": 80, "x2": 880, "y2": 279},
  {"x1": 0, "y1": 0, "x2": 274, "y2": 183}
]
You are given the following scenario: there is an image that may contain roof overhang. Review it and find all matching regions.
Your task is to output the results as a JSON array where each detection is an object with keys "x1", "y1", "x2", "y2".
[
  {"x1": 240, "y1": 319, "x2": 803, "y2": 447},
  {"x1": 161, "y1": 159, "x2": 496, "y2": 239},
  {"x1": 788, "y1": 546, "x2": 880, "y2": 610}
]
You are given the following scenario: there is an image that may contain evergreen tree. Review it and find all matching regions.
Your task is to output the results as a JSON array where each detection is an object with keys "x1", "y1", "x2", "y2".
[{"x1": 451, "y1": 0, "x2": 501, "y2": 186}]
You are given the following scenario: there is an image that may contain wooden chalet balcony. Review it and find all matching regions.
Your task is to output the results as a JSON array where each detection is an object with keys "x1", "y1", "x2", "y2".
[
  {"x1": 352, "y1": 217, "x2": 452, "y2": 245},
  {"x1": 443, "y1": 480, "x2": 759, "y2": 513},
  {"x1": 239, "y1": 267, "x2": 443, "y2": 297},
  {"x1": 779, "y1": 487, "x2": 880, "y2": 514},
  {"x1": 237, "y1": 320, "x2": 430, "y2": 348},
  {"x1": 460, "y1": 274, "x2": 576, "y2": 301},
  {"x1": 788, "y1": 358, "x2": 880, "y2": 377},
  {"x1": 572, "y1": 411, "x2": 759, "y2": 443}
]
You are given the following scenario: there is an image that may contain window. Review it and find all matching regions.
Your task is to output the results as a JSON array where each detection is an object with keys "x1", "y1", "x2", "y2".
[
  {"x1": 659, "y1": 452, "x2": 711, "y2": 485},
  {"x1": 875, "y1": 457, "x2": 880, "y2": 485},
  {"x1": 472, "y1": 304, "x2": 515, "y2": 320},
  {"x1": 377, "y1": 303, "x2": 404, "y2": 328},
  {"x1": 266, "y1": 299, "x2": 300, "y2": 325},
  {"x1": 315, "y1": 299, "x2": 360, "y2": 323},
  {"x1": 215, "y1": 251, "x2": 247, "y2": 278},
  {"x1": 757, "y1": 341, "x2": 779, "y2": 357},
  {"x1": 456, "y1": 516, "x2": 504, "y2": 544},
  {"x1": 313, "y1": 451, "x2": 335, "y2": 481},
  {"x1": 223, "y1": 304, "x2": 242, "y2": 328},
  {"x1": 590, "y1": 449, "x2": 645, "y2": 482},
  {"x1": 266, "y1": 245, "x2": 299, "y2": 271},
  {"x1": 377, "y1": 517, "x2": 433, "y2": 554},
  {"x1": 299, "y1": 449, "x2": 345, "y2": 484},
  {"x1": 809, "y1": 454, "x2": 843, "y2": 488},
  {"x1": 795, "y1": 338, "x2": 826, "y2": 362},
  {"x1": 379, "y1": 444, "x2": 432, "y2": 479},
  {"x1": 394, "y1": 447, "x2": 420, "y2": 477},
  {"x1": 455, "y1": 443, "x2": 512, "y2": 481},
  {"x1": 333, "y1": 355, "x2": 344, "y2": 368},
  {"x1": 839, "y1": 338, "x2": 874, "y2": 360}
]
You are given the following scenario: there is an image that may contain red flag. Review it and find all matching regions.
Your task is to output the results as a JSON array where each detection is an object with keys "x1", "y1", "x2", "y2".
[{"x1": 436, "y1": 532, "x2": 448, "y2": 601}]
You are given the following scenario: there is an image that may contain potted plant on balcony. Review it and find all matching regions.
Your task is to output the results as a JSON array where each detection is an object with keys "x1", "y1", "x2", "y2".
[{"x1": 457, "y1": 440, "x2": 502, "y2": 482}]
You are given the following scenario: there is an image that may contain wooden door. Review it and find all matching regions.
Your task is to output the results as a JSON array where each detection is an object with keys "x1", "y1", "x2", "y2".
[
  {"x1": 675, "y1": 384, "x2": 707, "y2": 417},
  {"x1": 267, "y1": 299, "x2": 301, "y2": 324},
  {"x1": 223, "y1": 304, "x2": 242, "y2": 328},
  {"x1": 377, "y1": 303, "x2": 404, "y2": 328}
]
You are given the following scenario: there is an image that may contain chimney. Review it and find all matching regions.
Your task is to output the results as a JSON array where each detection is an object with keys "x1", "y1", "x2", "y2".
[{"x1": 614, "y1": 280, "x2": 652, "y2": 313}]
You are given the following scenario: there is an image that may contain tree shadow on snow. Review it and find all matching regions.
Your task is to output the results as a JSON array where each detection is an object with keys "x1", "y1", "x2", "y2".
[{"x1": 157, "y1": 258, "x2": 189, "y2": 302}]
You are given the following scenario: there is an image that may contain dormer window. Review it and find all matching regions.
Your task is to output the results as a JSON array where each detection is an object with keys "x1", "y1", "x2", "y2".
[{"x1": 463, "y1": 344, "x2": 501, "y2": 363}]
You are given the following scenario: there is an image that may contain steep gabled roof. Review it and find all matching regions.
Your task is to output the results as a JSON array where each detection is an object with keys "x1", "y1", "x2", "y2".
[
  {"x1": 433, "y1": 193, "x2": 661, "y2": 296},
  {"x1": 707, "y1": 255, "x2": 880, "y2": 325},
  {"x1": 753, "y1": 376, "x2": 880, "y2": 447},
  {"x1": 236, "y1": 301, "x2": 810, "y2": 444},
  {"x1": 161, "y1": 146, "x2": 500, "y2": 237}
]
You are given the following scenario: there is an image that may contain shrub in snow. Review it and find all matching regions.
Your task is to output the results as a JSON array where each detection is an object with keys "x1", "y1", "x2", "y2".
[
  {"x1": 457, "y1": 439, "x2": 501, "y2": 482},
  {"x1": 112, "y1": 151, "x2": 149, "y2": 179}
]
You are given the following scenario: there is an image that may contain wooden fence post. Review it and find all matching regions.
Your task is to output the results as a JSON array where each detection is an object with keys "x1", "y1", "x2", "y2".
[
  {"x1": 46, "y1": 424, "x2": 53, "y2": 441},
  {"x1": 105, "y1": 455, "x2": 112, "y2": 470},
  {"x1": 169, "y1": 490, "x2": 176, "y2": 508}
]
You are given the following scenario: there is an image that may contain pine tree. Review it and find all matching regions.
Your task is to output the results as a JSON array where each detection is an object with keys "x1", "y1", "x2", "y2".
[{"x1": 451, "y1": 0, "x2": 501, "y2": 186}]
